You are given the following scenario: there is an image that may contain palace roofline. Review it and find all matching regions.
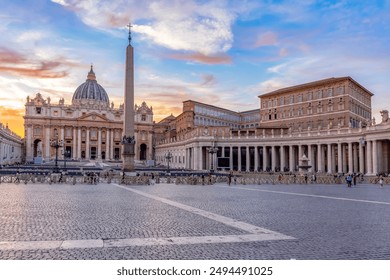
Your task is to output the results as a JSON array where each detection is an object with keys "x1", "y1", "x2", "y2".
[{"x1": 258, "y1": 76, "x2": 375, "y2": 98}]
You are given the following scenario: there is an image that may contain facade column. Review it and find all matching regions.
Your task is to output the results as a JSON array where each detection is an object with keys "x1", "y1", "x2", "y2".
[
  {"x1": 317, "y1": 144, "x2": 322, "y2": 173},
  {"x1": 238, "y1": 146, "x2": 242, "y2": 171},
  {"x1": 105, "y1": 130, "x2": 110, "y2": 160},
  {"x1": 280, "y1": 146, "x2": 285, "y2": 172},
  {"x1": 254, "y1": 146, "x2": 259, "y2": 172},
  {"x1": 271, "y1": 146, "x2": 276, "y2": 171},
  {"x1": 26, "y1": 125, "x2": 32, "y2": 162},
  {"x1": 229, "y1": 146, "x2": 233, "y2": 170},
  {"x1": 289, "y1": 145, "x2": 294, "y2": 172},
  {"x1": 372, "y1": 140, "x2": 378, "y2": 175},
  {"x1": 86, "y1": 128, "x2": 90, "y2": 159},
  {"x1": 72, "y1": 127, "x2": 77, "y2": 160},
  {"x1": 348, "y1": 142, "x2": 353, "y2": 174},
  {"x1": 337, "y1": 143, "x2": 342, "y2": 173},
  {"x1": 98, "y1": 128, "x2": 102, "y2": 159},
  {"x1": 359, "y1": 140, "x2": 365, "y2": 174},
  {"x1": 366, "y1": 140, "x2": 372, "y2": 174},
  {"x1": 45, "y1": 126, "x2": 50, "y2": 159},
  {"x1": 327, "y1": 143, "x2": 332, "y2": 174},
  {"x1": 77, "y1": 128, "x2": 81, "y2": 159},
  {"x1": 246, "y1": 146, "x2": 250, "y2": 172}
]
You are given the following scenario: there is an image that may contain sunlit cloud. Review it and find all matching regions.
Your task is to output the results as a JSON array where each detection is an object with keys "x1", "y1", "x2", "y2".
[
  {"x1": 166, "y1": 52, "x2": 232, "y2": 64},
  {"x1": 52, "y1": 0, "x2": 238, "y2": 55},
  {"x1": 0, "y1": 47, "x2": 72, "y2": 78}
]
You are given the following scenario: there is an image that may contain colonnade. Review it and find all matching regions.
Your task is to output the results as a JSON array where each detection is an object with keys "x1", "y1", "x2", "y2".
[{"x1": 171, "y1": 138, "x2": 389, "y2": 175}]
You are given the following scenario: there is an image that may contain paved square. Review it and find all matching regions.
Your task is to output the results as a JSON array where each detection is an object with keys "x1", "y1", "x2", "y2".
[{"x1": 0, "y1": 182, "x2": 389, "y2": 259}]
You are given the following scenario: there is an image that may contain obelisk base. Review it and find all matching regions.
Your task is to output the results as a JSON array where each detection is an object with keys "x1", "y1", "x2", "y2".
[{"x1": 122, "y1": 142, "x2": 135, "y2": 172}]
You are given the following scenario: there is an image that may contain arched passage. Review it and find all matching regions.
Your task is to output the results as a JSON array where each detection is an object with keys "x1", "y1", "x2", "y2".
[
  {"x1": 33, "y1": 139, "x2": 42, "y2": 158},
  {"x1": 140, "y1": 143, "x2": 147, "y2": 160}
]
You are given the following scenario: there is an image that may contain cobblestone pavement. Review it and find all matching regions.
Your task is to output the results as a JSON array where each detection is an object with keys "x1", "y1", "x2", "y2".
[{"x1": 0, "y1": 182, "x2": 389, "y2": 260}]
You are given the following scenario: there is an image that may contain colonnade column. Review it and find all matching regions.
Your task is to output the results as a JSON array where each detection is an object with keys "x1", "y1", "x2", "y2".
[
  {"x1": 327, "y1": 144, "x2": 332, "y2": 174},
  {"x1": 359, "y1": 140, "x2": 365, "y2": 174},
  {"x1": 353, "y1": 143, "x2": 359, "y2": 173},
  {"x1": 254, "y1": 146, "x2": 259, "y2": 172},
  {"x1": 246, "y1": 146, "x2": 250, "y2": 172},
  {"x1": 229, "y1": 146, "x2": 233, "y2": 170},
  {"x1": 289, "y1": 145, "x2": 294, "y2": 172},
  {"x1": 237, "y1": 146, "x2": 242, "y2": 171},
  {"x1": 366, "y1": 140, "x2": 372, "y2": 174},
  {"x1": 271, "y1": 146, "x2": 276, "y2": 171},
  {"x1": 348, "y1": 142, "x2": 353, "y2": 174},
  {"x1": 317, "y1": 144, "x2": 322, "y2": 173},
  {"x1": 263, "y1": 146, "x2": 268, "y2": 171},
  {"x1": 372, "y1": 140, "x2": 378, "y2": 175},
  {"x1": 308, "y1": 145, "x2": 313, "y2": 172},
  {"x1": 337, "y1": 143, "x2": 342, "y2": 173},
  {"x1": 280, "y1": 146, "x2": 285, "y2": 172},
  {"x1": 199, "y1": 146, "x2": 203, "y2": 170}
]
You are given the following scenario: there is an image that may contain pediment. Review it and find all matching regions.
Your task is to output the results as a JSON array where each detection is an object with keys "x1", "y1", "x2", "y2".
[{"x1": 77, "y1": 112, "x2": 109, "y2": 122}]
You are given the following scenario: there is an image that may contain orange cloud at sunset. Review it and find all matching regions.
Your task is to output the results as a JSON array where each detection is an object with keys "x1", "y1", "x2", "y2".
[
  {"x1": 0, "y1": 106, "x2": 24, "y2": 137},
  {"x1": 0, "y1": 47, "x2": 71, "y2": 79}
]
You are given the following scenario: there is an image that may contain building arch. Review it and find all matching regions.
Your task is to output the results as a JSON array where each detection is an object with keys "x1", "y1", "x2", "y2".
[{"x1": 140, "y1": 143, "x2": 147, "y2": 160}]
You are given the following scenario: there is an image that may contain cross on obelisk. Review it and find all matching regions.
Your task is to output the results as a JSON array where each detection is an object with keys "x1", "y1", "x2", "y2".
[{"x1": 122, "y1": 22, "x2": 135, "y2": 172}]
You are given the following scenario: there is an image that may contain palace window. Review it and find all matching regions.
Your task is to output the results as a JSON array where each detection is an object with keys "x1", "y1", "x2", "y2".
[
  {"x1": 327, "y1": 88, "x2": 333, "y2": 97},
  {"x1": 35, "y1": 107, "x2": 42, "y2": 114},
  {"x1": 317, "y1": 90, "x2": 322, "y2": 99},
  {"x1": 141, "y1": 114, "x2": 146, "y2": 121}
]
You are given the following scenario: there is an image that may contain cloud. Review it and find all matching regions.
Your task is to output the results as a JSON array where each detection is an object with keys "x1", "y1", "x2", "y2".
[
  {"x1": 52, "y1": 0, "x2": 238, "y2": 55},
  {"x1": 166, "y1": 52, "x2": 232, "y2": 64},
  {"x1": 0, "y1": 47, "x2": 71, "y2": 78},
  {"x1": 255, "y1": 31, "x2": 278, "y2": 47}
]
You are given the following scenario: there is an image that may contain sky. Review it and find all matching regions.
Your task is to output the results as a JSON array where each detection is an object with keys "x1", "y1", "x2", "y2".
[{"x1": 0, "y1": 0, "x2": 389, "y2": 137}]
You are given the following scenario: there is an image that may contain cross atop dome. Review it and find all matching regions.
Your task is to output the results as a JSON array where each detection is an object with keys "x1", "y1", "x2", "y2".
[{"x1": 87, "y1": 64, "x2": 96, "y2": 80}]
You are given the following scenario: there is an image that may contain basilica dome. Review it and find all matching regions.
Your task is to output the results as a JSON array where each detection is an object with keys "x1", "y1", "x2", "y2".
[{"x1": 72, "y1": 66, "x2": 109, "y2": 106}]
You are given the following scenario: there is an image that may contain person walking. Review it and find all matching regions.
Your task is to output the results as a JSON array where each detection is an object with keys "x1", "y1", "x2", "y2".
[
  {"x1": 379, "y1": 176, "x2": 384, "y2": 188},
  {"x1": 346, "y1": 174, "x2": 352, "y2": 188}
]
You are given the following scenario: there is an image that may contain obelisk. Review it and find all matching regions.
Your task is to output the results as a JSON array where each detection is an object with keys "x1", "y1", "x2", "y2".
[{"x1": 122, "y1": 23, "x2": 135, "y2": 172}]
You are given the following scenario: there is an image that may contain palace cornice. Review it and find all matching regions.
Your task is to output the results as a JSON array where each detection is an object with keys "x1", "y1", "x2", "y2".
[{"x1": 258, "y1": 77, "x2": 374, "y2": 98}]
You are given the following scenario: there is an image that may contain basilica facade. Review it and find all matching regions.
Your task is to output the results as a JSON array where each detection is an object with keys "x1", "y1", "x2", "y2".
[{"x1": 24, "y1": 67, "x2": 154, "y2": 164}]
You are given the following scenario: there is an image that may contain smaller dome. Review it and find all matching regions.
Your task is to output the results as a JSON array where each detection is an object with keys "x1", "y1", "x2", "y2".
[{"x1": 72, "y1": 66, "x2": 109, "y2": 105}]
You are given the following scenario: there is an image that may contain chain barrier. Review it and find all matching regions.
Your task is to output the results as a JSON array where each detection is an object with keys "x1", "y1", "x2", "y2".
[{"x1": 0, "y1": 172, "x2": 386, "y2": 186}]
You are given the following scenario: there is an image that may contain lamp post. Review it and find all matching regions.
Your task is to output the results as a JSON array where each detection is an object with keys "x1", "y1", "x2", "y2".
[
  {"x1": 207, "y1": 146, "x2": 218, "y2": 173},
  {"x1": 165, "y1": 152, "x2": 172, "y2": 174},
  {"x1": 50, "y1": 138, "x2": 63, "y2": 173},
  {"x1": 63, "y1": 150, "x2": 71, "y2": 171}
]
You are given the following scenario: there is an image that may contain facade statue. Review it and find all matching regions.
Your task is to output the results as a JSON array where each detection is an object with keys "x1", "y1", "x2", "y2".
[{"x1": 380, "y1": 110, "x2": 389, "y2": 123}]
